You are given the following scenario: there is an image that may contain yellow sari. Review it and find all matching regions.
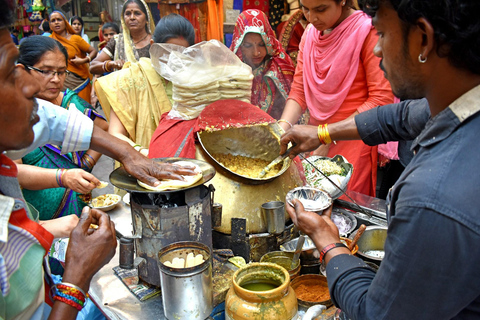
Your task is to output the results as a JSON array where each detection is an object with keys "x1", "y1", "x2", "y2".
[{"x1": 95, "y1": 58, "x2": 172, "y2": 148}]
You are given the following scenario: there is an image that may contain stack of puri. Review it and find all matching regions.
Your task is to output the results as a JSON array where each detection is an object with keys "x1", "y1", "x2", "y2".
[{"x1": 172, "y1": 64, "x2": 254, "y2": 110}]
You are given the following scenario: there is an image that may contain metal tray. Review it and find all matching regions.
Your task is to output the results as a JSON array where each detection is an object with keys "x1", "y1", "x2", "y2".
[{"x1": 109, "y1": 158, "x2": 216, "y2": 193}]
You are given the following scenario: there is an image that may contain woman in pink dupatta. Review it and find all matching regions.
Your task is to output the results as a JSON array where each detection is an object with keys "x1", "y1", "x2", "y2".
[
  {"x1": 230, "y1": 9, "x2": 296, "y2": 120},
  {"x1": 278, "y1": 0, "x2": 394, "y2": 197}
]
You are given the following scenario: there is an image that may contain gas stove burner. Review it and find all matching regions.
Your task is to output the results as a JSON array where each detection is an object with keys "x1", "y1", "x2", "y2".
[{"x1": 109, "y1": 158, "x2": 216, "y2": 193}]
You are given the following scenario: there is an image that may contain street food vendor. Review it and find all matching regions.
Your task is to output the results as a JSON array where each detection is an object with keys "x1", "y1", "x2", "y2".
[{"x1": 281, "y1": 0, "x2": 480, "y2": 318}]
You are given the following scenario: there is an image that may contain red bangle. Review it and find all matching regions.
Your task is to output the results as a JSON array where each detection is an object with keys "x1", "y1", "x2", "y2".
[{"x1": 319, "y1": 242, "x2": 348, "y2": 264}]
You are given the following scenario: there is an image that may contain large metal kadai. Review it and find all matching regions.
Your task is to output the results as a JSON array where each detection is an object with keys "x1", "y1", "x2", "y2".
[{"x1": 197, "y1": 122, "x2": 305, "y2": 234}]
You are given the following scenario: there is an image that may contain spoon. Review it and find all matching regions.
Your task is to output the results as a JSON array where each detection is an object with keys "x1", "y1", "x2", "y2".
[
  {"x1": 348, "y1": 224, "x2": 366, "y2": 251},
  {"x1": 291, "y1": 231, "x2": 305, "y2": 270}
]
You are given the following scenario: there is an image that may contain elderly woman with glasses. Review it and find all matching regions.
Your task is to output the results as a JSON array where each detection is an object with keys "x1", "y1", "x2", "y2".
[{"x1": 15, "y1": 36, "x2": 108, "y2": 274}]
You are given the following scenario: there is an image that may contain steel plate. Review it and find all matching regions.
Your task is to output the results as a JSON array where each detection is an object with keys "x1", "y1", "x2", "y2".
[{"x1": 109, "y1": 158, "x2": 216, "y2": 193}]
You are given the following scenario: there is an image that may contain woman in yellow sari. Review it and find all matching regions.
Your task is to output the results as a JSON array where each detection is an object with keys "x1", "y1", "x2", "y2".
[
  {"x1": 89, "y1": 0, "x2": 156, "y2": 75},
  {"x1": 95, "y1": 13, "x2": 195, "y2": 154},
  {"x1": 49, "y1": 11, "x2": 96, "y2": 104}
]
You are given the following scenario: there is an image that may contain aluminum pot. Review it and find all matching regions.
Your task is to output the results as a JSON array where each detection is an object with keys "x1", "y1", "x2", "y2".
[
  {"x1": 349, "y1": 226, "x2": 387, "y2": 264},
  {"x1": 158, "y1": 241, "x2": 212, "y2": 320}
]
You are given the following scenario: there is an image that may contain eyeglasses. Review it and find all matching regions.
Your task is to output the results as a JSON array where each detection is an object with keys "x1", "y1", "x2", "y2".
[{"x1": 24, "y1": 65, "x2": 70, "y2": 79}]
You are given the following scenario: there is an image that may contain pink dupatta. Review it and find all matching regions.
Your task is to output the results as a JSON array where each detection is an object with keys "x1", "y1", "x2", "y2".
[{"x1": 303, "y1": 11, "x2": 373, "y2": 121}]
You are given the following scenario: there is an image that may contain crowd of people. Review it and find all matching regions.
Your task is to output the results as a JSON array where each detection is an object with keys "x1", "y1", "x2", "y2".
[{"x1": 2, "y1": 0, "x2": 480, "y2": 319}]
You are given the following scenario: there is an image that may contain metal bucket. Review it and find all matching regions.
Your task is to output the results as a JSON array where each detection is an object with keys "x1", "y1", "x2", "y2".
[
  {"x1": 130, "y1": 184, "x2": 213, "y2": 287},
  {"x1": 158, "y1": 241, "x2": 213, "y2": 320}
]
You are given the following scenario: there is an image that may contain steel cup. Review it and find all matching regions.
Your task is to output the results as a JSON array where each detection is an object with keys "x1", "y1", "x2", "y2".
[{"x1": 261, "y1": 201, "x2": 286, "y2": 234}]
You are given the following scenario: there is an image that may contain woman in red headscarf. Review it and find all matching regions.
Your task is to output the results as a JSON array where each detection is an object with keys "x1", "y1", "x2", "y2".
[{"x1": 230, "y1": 9, "x2": 295, "y2": 120}]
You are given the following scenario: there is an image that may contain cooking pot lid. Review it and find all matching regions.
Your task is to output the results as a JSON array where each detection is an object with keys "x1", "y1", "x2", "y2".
[{"x1": 109, "y1": 158, "x2": 216, "y2": 193}]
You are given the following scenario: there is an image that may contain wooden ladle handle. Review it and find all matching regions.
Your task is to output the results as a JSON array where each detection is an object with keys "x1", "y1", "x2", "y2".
[{"x1": 348, "y1": 224, "x2": 366, "y2": 251}]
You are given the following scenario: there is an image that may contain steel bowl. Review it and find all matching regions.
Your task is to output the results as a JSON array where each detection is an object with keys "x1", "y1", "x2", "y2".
[
  {"x1": 349, "y1": 226, "x2": 387, "y2": 263},
  {"x1": 286, "y1": 187, "x2": 332, "y2": 213},
  {"x1": 331, "y1": 208, "x2": 357, "y2": 237},
  {"x1": 89, "y1": 194, "x2": 121, "y2": 212},
  {"x1": 280, "y1": 236, "x2": 318, "y2": 262}
]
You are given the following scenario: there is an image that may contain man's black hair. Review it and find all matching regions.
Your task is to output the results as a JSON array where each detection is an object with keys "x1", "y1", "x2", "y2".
[
  {"x1": 362, "y1": 0, "x2": 480, "y2": 75},
  {"x1": 0, "y1": 0, "x2": 15, "y2": 30},
  {"x1": 42, "y1": 20, "x2": 51, "y2": 33}
]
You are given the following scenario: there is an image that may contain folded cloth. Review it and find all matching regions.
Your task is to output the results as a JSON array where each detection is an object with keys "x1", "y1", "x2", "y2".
[{"x1": 112, "y1": 266, "x2": 161, "y2": 301}]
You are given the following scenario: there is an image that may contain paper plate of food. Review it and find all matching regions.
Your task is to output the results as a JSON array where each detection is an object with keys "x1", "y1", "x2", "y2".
[
  {"x1": 302, "y1": 155, "x2": 353, "y2": 200},
  {"x1": 90, "y1": 194, "x2": 121, "y2": 212}
]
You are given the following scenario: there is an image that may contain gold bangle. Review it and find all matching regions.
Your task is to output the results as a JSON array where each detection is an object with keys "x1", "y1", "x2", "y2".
[
  {"x1": 317, "y1": 125, "x2": 326, "y2": 144},
  {"x1": 321, "y1": 124, "x2": 332, "y2": 144},
  {"x1": 278, "y1": 119, "x2": 293, "y2": 128}
]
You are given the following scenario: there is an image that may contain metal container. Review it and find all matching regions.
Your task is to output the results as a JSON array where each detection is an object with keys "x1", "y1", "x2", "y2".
[
  {"x1": 119, "y1": 237, "x2": 134, "y2": 269},
  {"x1": 349, "y1": 226, "x2": 387, "y2": 264},
  {"x1": 260, "y1": 251, "x2": 301, "y2": 280},
  {"x1": 130, "y1": 184, "x2": 213, "y2": 287},
  {"x1": 262, "y1": 201, "x2": 286, "y2": 234},
  {"x1": 225, "y1": 262, "x2": 298, "y2": 320},
  {"x1": 196, "y1": 123, "x2": 305, "y2": 234},
  {"x1": 158, "y1": 241, "x2": 213, "y2": 320},
  {"x1": 280, "y1": 236, "x2": 319, "y2": 263},
  {"x1": 291, "y1": 274, "x2": 332, "y2": 308}
]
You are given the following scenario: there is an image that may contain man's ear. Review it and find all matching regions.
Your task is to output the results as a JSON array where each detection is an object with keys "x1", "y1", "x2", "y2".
[{"x1": 416, "y1": 17, "x2": 435, "y2": 60}]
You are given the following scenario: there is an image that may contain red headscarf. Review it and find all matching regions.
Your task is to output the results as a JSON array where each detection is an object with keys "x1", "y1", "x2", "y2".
[{"x1": 230, "y1": 9, "x2": 295, "y2": 119}]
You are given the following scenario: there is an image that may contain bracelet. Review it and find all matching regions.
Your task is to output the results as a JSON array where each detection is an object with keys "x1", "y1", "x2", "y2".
[
  {"x1": 59, "y1": 169, "x2": 67, "y2": 188},
  {"x1": 318, "y1": 124, "x2": 333, "y2": 145},
  {"x1": 319, "y1": 242, "x2": 348, "y2": 264},
  {"x1": 82, "y1": 158, "x2": 93, "y2": 170},
  {"x1": 278, "y1": 119, "x2": 293, "y2": 129},
  {"x1": 49, "y1": 282, "x2": 87, "y2": 311},
  {"x1": 103, "y1": 60, "x2": 112, "y2": 73},
  {"x1": 87, "y1": 56, "x2": 91, "y2": 62},
  {"x1": 55, "y1": 169, "x2": 62, "y2": 187},
  {"x1": 56, "y1": 168, "x2": 66, "y2": 188},
  {"x1": 132, "y1": 144, "x2": 143, "y2": 152},
  {"x1": 317, "y1": 125, "x2": 326, "y2": 145},
  {"x1": 83, "y1": 153, "x2": 97, "y2": 166}
]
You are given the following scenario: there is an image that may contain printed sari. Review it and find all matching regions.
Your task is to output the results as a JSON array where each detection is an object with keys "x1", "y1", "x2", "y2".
[
  {"x1": 22, "y1": 90, "x2": 105, "y2": 221},
  {"x1": 230, "y1": 9, "x2": 295, "y2": 119}
]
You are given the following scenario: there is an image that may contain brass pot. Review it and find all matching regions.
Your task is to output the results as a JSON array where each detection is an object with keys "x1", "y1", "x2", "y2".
[
  {"x1": 225, "y1": 262, "x2": 298, "y2": 320},
  {"x1": 195, "y1": 123, "x2": 305, "y2": 234},
  {"x1": 260, "y1": 251, "x2": 301, "y2": 280}
]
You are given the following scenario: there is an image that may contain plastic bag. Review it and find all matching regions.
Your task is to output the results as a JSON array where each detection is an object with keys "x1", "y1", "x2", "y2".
[{"x1": 150, "y1": 40, "x2": 253, "y2": 120}]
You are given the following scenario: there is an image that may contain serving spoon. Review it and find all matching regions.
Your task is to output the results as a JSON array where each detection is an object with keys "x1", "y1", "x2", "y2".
[{"x1": 291, "y1": 231, "x2": 305, "y2": 270}]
